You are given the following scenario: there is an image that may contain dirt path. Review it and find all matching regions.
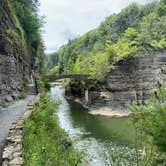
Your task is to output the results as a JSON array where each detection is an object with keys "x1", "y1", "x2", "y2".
[{"x1": 0, "y1": 96, "x2": 35, "y2": 164}]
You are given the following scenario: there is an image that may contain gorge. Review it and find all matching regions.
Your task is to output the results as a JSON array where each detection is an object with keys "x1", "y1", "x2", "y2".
[
  {"x1": 0, "y1": 0, "x2": 166, "y2": 165},
  {"x1": 0, "y1": 0, "x2": 43, "y2": 107},
  {"x1": 47, "y1": 0, "x2": 166, "y2": 116},
  {"x1": 77, "y1": 51, "x2": 166, "y2": 116},
  {"x1": 0, "y1": 0, "x2": 31, "y2": 106}
]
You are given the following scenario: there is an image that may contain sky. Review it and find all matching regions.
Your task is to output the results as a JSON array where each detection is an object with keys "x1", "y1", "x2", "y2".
[{"x1": 39, "y1": 0, "x2": 153, "y2": 53}]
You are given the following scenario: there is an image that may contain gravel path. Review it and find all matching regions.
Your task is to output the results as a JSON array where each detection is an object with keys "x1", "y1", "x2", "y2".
[{"x1": 0, "y1": 96, "x2": 35, "y2": 164}]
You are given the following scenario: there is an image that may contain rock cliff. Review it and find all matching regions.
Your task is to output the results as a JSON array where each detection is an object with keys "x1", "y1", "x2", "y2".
[
  {"x1": 0, "y1": 0, "x2": 32, "y2": 106},
  {"x1": 89, "y1": 51, "x2": 166, "y2": 114}
]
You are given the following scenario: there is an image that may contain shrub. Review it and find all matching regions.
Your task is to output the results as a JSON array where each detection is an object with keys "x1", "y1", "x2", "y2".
[
  {"x1": 131, "y1": 85, "x2": 166, "y2": 165},
  {"x1": 23, "y1": 94, "x2": 81, "y2": 166}
]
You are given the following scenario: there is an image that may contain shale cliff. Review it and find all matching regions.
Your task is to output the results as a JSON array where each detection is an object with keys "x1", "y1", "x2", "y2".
[
  {"x1": 89, "y1": 51, "x2": 166, "y2": 113},
  {"x1": 0, "y1": 0, "x2": 32, "y2": 106}
]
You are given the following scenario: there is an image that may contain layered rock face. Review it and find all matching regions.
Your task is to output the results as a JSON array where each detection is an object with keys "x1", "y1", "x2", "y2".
[
  {"x1": 0, "y1": 0, "x2": 31, "y2": 106},
  {"x1": 90, "y1": 51, "x2": 166, "y2": 112}
]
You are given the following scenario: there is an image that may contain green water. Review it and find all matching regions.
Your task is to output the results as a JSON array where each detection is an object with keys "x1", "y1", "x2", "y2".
[
  {"x1": 51, "y1": 85, "x2": 137, "y2": 166},
  {"x1": 68, "y1": 101, "x2": 135, "y2": 145}
]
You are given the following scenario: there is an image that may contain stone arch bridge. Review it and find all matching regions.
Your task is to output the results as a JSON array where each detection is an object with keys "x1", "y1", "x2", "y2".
[{"x1": 49, "y1": 74, "x2": 91, "y2": 105}]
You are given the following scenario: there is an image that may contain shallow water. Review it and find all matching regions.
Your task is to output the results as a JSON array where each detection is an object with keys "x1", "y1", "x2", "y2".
[{"x1": 51, "y1": 85, "x2": 137, "y2": 166}]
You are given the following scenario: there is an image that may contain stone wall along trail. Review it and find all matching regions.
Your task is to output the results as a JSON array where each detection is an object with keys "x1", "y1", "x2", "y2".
[{"x1": 0, "y1": 95, "x2": 35, "y2": 164}]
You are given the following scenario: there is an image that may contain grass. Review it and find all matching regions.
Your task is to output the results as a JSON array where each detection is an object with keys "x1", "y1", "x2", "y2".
[
  {"x1": 19, "y1": 90, "x2": 27, "y2": 99},
  {"x1": 23, "y1": 93, "x2": 81, "y2": 166}
]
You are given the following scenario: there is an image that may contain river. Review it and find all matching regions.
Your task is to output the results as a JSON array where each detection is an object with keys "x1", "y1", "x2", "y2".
[{"x1": 51, "y1": 84, "x2": 137, "y2": 166}]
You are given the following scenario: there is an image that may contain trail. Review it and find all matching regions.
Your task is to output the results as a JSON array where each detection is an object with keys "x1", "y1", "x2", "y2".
[{"x1": 0, "y1": 96, "x2": 35, "y2": 164}]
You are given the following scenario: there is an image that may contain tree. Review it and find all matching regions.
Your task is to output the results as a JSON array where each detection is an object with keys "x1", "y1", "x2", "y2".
[
  {"x1": 47, "y1": 0, "x2": 166, "y2": 85},
  {"x1": 10, "y1": 0, "x2": 43, "y2": 51},
  {"x1": 131, "y1": 85, "x2": 166, "y2": 165}
]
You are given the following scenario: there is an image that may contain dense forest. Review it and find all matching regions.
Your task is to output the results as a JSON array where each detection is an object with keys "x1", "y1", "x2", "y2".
[{"x1": 47, "y1": 0, "x2": 166, "y2": 82}]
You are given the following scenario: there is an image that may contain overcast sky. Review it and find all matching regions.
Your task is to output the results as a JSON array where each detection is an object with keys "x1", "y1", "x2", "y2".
[{"x1": 39, "y1": 0, "x2": 153, "y2": 53}]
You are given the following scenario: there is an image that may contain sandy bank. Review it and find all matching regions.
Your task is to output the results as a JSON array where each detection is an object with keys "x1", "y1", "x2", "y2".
[
  {"x1": 88, "y1": 107, "x2": 131, "y2": 117},
  {"x1": 72, "y1": 98, "x2": 132, "y2": 117}
]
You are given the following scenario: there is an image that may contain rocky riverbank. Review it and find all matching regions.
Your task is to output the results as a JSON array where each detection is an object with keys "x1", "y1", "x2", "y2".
[
  {"x1": 66, "y1": 97, "x2": 131, "y2": 117},
  {"x1": 65, "y1": 51, "x2": 166, "y2": 117},
  {"x1": 88, "y1": 107, "x2": 131, "y2": 117}
]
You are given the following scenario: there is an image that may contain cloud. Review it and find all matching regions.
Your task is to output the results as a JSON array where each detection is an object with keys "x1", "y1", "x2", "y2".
[{"x1": 40, "y1": 0, "x2": 153, "y2": 53}]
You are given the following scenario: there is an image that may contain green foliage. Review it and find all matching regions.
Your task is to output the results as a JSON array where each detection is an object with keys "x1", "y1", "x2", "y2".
[
  {"x1": 23, "y1": 74, "x2": 31, "y2": 84},
  {"x1": 65, "y1": 52, "x2": 110, "y2": 82},
  {"x1": 106, "y1": 27, "x2": 141, "y2": 65},
  {"x1": 49, "y1": 2, "x2": 155, "y2": 74},
  {"x1": 49, "y1": 66, "x2": 60, "y2": 76},
  {"x1": 157, "y1": 0, "x2": 166, "y2": 16},
  {"x1": 139, "y1": 12, "x2": 166, "y2": 50},
  {"x1": 19, "y1": 90, "x2": 27, "y2": 99},
  {"x1": 90, "y1": 53, "x2": 110, "y2": 82},
  {"x1": 65, "y1": 79, "x2": 86, "y2": 97},
  {"x1": 45, "y1": 53, "x2": 59, "y2": 74},
  {"x1": 23, "y1": 94, "x2": 81, "y2": 166},
  {"x1": 47, "y1": 1, "x2": 166, "y2": 85},
  {"x1": 43, "y1": 79, "x2": 51, "y2": 91},
  {"x1": 9, "y1": 0, "x2": 44, "y2": 62},
  {"x1": 39, "y1": 77, "x2": 51, "y2": 92},
  {"x1": 131, "y1": 85, "x2": 166, "y2": 165},
  {"x1": 10, "y1": 0, "x2": 42, "y2": 41}
]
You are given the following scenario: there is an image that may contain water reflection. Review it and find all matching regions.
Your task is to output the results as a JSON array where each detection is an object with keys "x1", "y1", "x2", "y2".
[
  {"x1": 51, "y1": 85, "x2": 136, "y2": 166},
  {"x1": 68, "y1": 100, "x2": 135, "y2": 145}
]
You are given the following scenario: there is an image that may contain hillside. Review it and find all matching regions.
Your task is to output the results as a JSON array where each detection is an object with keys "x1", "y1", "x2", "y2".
[
  {"x1": 0, "y1": 0, "x2": 44, "y2": 106},
  {"x1": 48, "y1": 0, "x2": 166, "y2": 82}
]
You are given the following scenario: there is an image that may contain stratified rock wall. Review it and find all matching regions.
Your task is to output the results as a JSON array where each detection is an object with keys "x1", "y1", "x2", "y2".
[
  {"x1": 90, "y1": 51, "x2": 166, "y2": 112},
  {"x1": 0, "y1": 0, "x2": 31, "y2": 106}
]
